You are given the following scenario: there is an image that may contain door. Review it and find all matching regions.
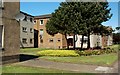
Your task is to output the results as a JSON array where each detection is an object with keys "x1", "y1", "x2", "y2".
[{"x1": 34, "y1": 29, "x2": 38, "y2": 48}]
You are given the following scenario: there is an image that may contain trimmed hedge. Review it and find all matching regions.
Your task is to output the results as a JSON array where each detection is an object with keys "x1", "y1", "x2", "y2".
[
  {"x1": 37, "y1": 50, "x2": 79, "y2": 57},
  {"x1": 37, "y1": 49, "x2": 117, "y2": 57}
]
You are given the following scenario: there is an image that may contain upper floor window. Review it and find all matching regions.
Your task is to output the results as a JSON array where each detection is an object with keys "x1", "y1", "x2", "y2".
[
  {"x1": 23, "y1": 16, "x2": 27, "y2": 21},
  {"x1": 58, "y1": 38, "x2": 61, "y2": 42},
  {"x1": 22, "y1": 27, "x2": 27, "y2": 32},
  {"x1": 34, "y1": 20, "x2": 36, "y2": 24},
  {"x1": 40, "y1": 20, "x2": 44, "y2": 25},
  {"x1": 30, "y1": 18, "x2": 33, "y2": 23},
  {"x1": 30, "y1": 28, "x2": 33, "y2": 33}
]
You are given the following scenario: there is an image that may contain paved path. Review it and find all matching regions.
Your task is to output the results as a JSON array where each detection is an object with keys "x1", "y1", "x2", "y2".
[{"x1": 15, "y1": 58, "x2": 118, "y2": 73}]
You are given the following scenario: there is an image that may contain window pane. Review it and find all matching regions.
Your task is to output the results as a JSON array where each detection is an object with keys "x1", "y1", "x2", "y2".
[
  {"x1": 40, "y1": 29, "x2": 43, "y2": 35},
  {"x1": 22, "y1": 38, "x2": 27, "y2": 44},
  {"x1": 49, "y1": 38, "x2": 53, "y2": 42},
  {"x1": 40, "y1": 20, "x2": 43, "y2": 25},
  {"x1": 30, "y1": 39, "x2": 33, "y2": 44}
]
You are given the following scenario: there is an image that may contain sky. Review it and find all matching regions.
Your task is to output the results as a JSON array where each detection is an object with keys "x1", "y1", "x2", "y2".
[{"x1": 20, "y1": 2, "x2": 119, "y2": 30}]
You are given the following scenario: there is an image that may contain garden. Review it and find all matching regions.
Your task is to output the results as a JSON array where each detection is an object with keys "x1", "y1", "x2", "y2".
[
  {"x1": 20, "y1": 44, "x2": 119, "y2": 66},
  {"x1": 2, "y1": 44, "x2": 119, "y2": 73}
]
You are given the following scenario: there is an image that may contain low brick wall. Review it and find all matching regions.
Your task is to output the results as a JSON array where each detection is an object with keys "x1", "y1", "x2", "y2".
[{"x1": 2, "y1": 55, "x2": 19, "y2": 64}]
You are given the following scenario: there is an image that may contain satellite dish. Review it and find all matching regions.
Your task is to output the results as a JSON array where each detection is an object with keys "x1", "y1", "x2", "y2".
[{"x1": 15, "y1": 13, "x2": 25, "y2": 21}]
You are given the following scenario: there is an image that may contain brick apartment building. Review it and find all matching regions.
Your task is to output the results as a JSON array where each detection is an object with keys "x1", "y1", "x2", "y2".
[
  {"x1": 20, "y1": 11, "x2": 34, "y2": 48},
  {"x1": 34, "y1": 14, "x2": 67, "y2": 49},
  {"x1": 34, "y1": 14, "x2": 113, "y2": 49},
  {"x1": 0, "y1": 1, "x2": 20, "y2": 64}
]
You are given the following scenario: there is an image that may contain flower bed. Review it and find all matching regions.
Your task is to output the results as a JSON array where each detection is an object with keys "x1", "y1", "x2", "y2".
[
  {"x1": 37, "y1": 49, "x2": 117, "y2": 57},
  {"x1": 37, "y1": 50, "x2": 79, "y2": 57}
]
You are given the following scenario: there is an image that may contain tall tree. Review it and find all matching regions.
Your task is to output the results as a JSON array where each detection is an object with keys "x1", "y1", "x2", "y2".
[{"x1": 46, "y1": 2, "x2": 112, "y2": 49}]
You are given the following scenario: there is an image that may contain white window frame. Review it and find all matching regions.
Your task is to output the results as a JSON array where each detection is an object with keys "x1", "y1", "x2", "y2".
[{"x1": 40, "y1": 19, "x2": 44, "y2": 25}]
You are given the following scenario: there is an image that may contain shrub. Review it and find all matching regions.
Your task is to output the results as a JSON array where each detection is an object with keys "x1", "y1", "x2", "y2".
[
  {"x1": 77, "y1": 49, "x2": 117, "y2": 56},
  {"x1": 37, "y1": 50, "x2": 80, "y2": 57}
]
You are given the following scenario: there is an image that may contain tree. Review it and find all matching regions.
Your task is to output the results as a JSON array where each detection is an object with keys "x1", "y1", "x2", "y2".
[
  {"x1": 46, "y1": 2, "x2": 112, "y2": 49},
  {"x1": 46, "y1": 2, "x2": 85, "y2": 49}
]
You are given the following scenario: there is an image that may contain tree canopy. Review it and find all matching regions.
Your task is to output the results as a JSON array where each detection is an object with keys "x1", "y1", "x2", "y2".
[{"x1": 46, "y1": 2, "x2": 112, "y2": 49}]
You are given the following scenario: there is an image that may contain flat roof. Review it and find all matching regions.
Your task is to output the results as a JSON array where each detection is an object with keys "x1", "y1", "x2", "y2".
[{"x1": 34, "y1": 14, "x2": 52, "y2": 19}]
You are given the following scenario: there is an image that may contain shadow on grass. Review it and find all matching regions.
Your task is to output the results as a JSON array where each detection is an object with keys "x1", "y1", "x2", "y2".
[{"x1": 19, "y1": 54, "x2": 39, "y2": 62}]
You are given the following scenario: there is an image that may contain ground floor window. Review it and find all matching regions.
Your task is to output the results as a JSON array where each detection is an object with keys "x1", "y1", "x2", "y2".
[
  {"x1": 49, "y1": 38, "x2": 53, "y2": 42},
  {"x1": 30, "y1": 39, "x2": 33, "y2": 44},
  {"x1": 22, "y1": 38, "x2": 27, "y2": 44}
]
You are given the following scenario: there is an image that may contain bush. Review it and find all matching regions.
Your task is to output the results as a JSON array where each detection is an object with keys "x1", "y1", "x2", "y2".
[
  {"x1": 37, "y1": 48, "x2": 117, "y2": 57},
  {"x1": 77, "y1": 48, "x2": 117, "y2": 56},
  {"x1": 37, "y1": 50, "x2": 80, "y2": 57}
]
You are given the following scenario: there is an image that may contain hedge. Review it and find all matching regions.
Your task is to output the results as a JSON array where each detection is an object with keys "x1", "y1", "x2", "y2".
[
  {"x1": 37, "y1": 49, "x2": 117, "y2": 57},
  {"x1": 37, "y1": 50, "x2": 79, "y2": 57}
]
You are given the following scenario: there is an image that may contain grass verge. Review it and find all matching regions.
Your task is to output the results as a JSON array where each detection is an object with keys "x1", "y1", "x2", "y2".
[
  {"x1": 2, "y1": 64, "x2": 72, "y2": 73},
  {"x1": 40, "y1": 53, "x2": 118, "y2": 66}
]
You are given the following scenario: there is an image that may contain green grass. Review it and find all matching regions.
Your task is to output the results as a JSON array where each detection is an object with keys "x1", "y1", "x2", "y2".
[
  {"x1": 20, "y1": 48, "x2": 55, "y2": 55},
  {"x1": 108, "y1": 44, "x2": 120, "y2": 51},
  {"x1": 40, "y1": 53, "x2": 118, "y2": 66},
  {"x1": 2, "y1": 64, "x2": 72, "y2": 73}
]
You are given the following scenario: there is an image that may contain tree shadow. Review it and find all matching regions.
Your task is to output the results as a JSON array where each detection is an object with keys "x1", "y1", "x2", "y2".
[{"x1": 19, "y1": 54, "x2": 39, "y2": 62}]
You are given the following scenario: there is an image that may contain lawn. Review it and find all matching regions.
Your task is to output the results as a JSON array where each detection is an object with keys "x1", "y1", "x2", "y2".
[
  {"x1": 40, "y1": 53, "x2": 118, "y2": 66},
  {"x1": 20, "y1": 48, "x2": 55, "y2": 55},
  {"x1": 20, "y1": 45, "x2": 118, "y2": 66},
  {"x1": 2, "y1": 64, "x2": 72, "y2": 73},
  {"x1": 108, "y1": 44, "x2": 120, "y2": 51}
]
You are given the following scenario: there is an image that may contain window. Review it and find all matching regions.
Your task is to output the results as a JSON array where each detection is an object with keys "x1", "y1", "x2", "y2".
[
  {"x1": 30, "y1": 28, "x2": 33, "y2": 33},
  {"x1": 30, "y1": 18, "x2": 33, "y2": 23},
  {"x1": 34, "y1": 20, "x2": 36, "y2": 24},
  {"x1": 58, "y1": 38, "x2": 61, "y2": 42},
  {"x1": 49, "y1": 38, "x2": 53, "y2": 42},
  {"x1": 40, "y1": 20, "x2": 44, "y2": 25},
  {"x1": 22, "y1": 27, "x2": 27, "y2": 32},
  {"x1": 80, "y1": 38, "x2": 88, "y2": 43},
  {"x1": 40, "y1": 39, "x2": 43, "y2": 43},
  {"x1": 40, "y1": 29, "x2": 43, "y2": 35},
  {"x1": 23, "y1": 16, "x2": 27, "y2": 21},
  {"x1": 22, "y1": 38, "x2": 27, "y2": 44},
  {"x1": 30, "y1": 39, "x2": 33, "y2": 44}
]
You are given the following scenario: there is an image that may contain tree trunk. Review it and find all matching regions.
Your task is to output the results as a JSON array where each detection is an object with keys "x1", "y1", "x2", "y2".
[
  {"x1": 65, "y1": 34, "x2": 69, "y2": 49},
  {"x1": 87, "y1": 34, "x2": 90, "y2": 49},
  {"x1": 81, "y1": 35, "x2": 84, "y2": 49},
  {"x1": 73, "y1": 34, "x2": 76, "y2": 50}
]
